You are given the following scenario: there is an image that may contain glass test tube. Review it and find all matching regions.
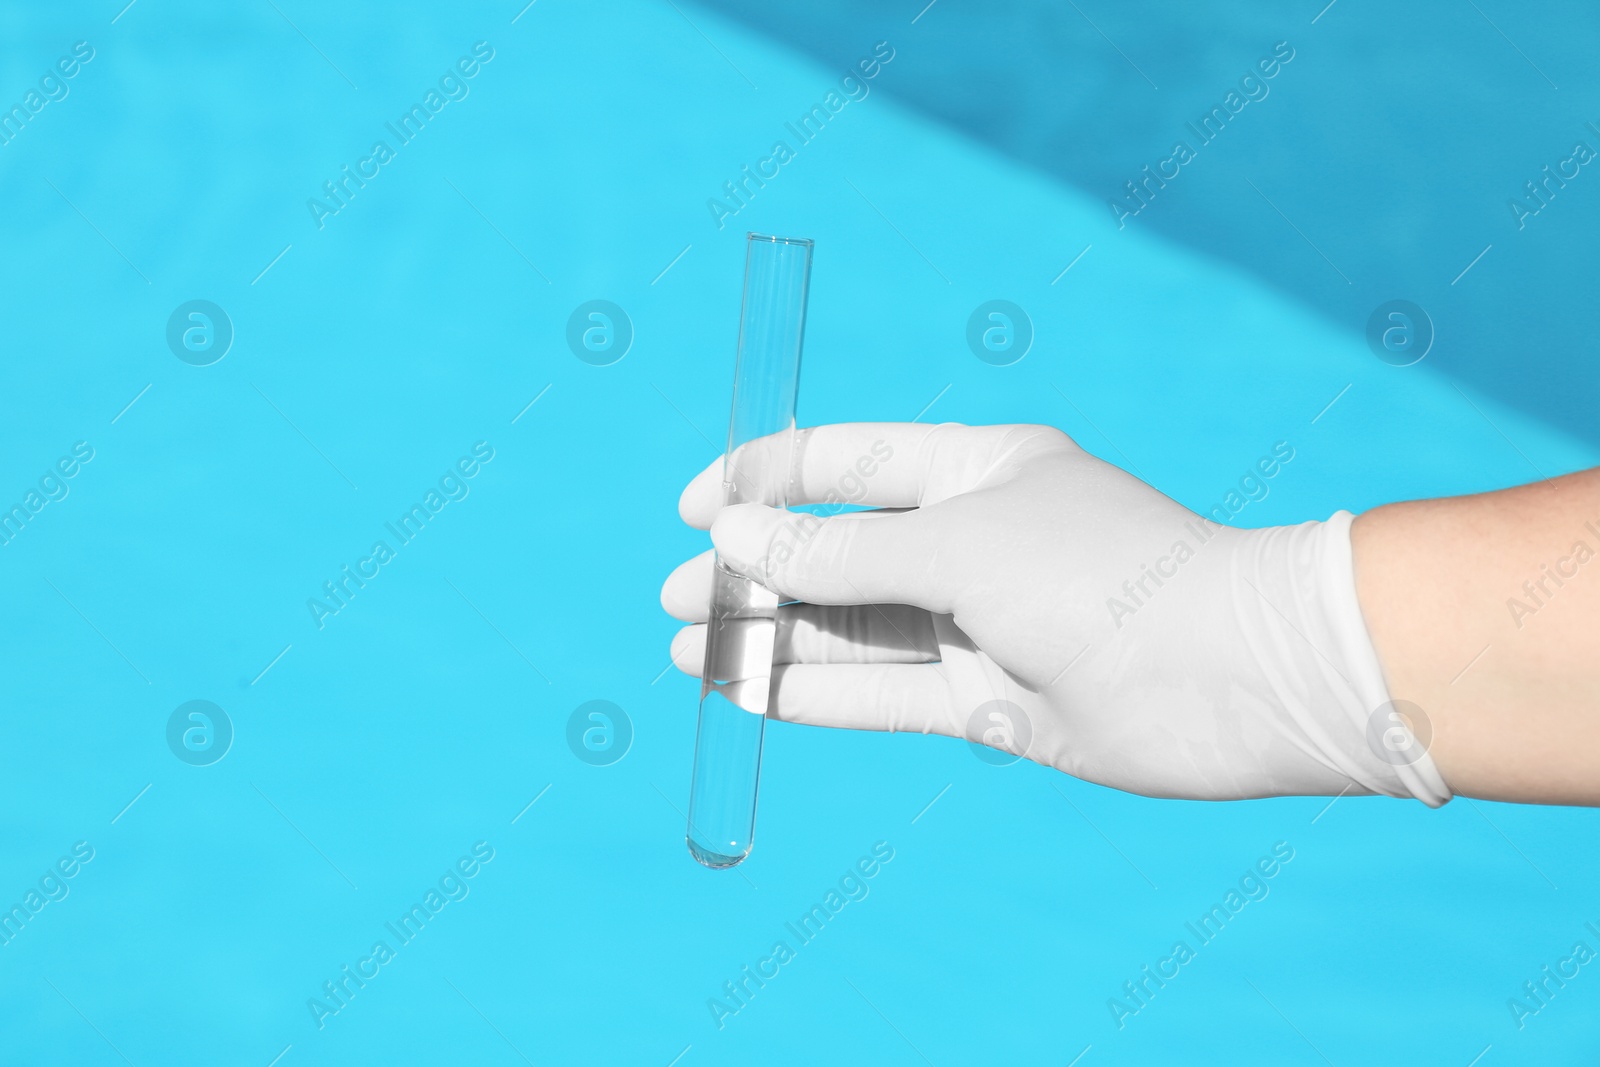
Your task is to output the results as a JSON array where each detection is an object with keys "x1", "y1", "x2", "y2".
[{"x1": 686, "y1": 233, "x2": 813, "y2": 869}]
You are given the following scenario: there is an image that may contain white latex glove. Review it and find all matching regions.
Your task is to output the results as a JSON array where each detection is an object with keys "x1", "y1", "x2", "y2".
[{"x1": 661, "y1": 423, "x2": 1451, "y2": 805}]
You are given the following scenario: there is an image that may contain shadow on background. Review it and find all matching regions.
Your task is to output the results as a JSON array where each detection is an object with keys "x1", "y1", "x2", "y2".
[{"x1": 698, "y1": 0, "x2": 1600, "y2": 454}]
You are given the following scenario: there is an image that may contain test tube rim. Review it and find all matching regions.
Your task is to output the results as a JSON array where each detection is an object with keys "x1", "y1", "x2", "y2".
[{"x1": 746, "y1": 231, "x2": 815, "y2": 248}]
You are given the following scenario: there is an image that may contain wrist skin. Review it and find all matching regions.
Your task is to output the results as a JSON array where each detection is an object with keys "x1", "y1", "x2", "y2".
[{"x1": 1351, "y1": 471, "x2": 1600, "y2": 806}]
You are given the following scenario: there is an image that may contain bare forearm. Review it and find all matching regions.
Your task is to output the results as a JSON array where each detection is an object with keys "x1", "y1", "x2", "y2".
[{"x1": 1352, "y1": 469, "x2": 1600, "y2": 804}]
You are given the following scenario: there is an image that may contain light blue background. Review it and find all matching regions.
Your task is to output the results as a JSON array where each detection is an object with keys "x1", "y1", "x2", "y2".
[{"x1": 2, "y1": 1, "x2": 1598, "y2": 1064}]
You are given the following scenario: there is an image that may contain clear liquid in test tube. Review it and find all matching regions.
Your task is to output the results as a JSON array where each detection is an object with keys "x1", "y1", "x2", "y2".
[{"x1": 686, "y1": 233, "x2": 812, "y2": 870}]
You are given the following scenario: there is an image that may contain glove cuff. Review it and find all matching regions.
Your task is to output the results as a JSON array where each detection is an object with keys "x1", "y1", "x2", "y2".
[{"x1": 1231, "y1": 511, "x2": 1452, "y2": 807}]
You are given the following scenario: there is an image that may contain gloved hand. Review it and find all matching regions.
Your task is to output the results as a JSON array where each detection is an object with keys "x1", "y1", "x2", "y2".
[{"x1": 661, "y1": 422, "x2": 1451, "y2": 805}]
